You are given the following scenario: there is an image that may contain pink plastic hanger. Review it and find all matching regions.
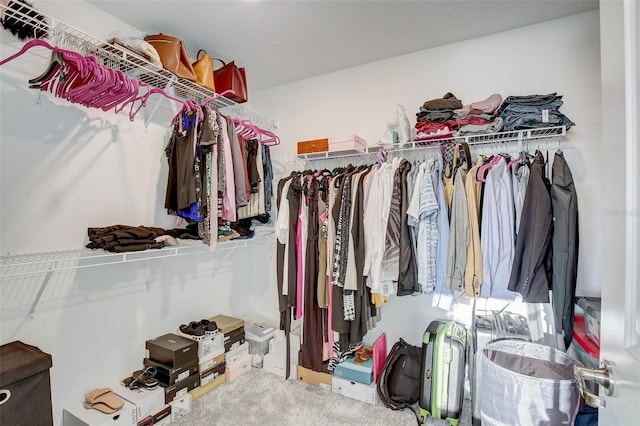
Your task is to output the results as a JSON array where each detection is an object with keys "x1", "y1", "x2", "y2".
[
  {"x1": 476, "y1": 154, "x2": 502, "y2": 182},
  {"x1": 201, "y1": 89, "x2": 236, "y2": 106}
]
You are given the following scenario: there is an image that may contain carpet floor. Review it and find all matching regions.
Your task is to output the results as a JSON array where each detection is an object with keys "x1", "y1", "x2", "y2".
[{"x1": 175, "y1": 368, "x2": 472, "y2": 425}]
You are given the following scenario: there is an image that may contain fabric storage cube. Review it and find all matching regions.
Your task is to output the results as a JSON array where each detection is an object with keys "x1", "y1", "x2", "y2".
[
  {"x1": 0, "y1": 341, "x2": 53, "y2": 426},
  {"x1": 244, "y1": 322, "x2": 275, "y2": 368}
]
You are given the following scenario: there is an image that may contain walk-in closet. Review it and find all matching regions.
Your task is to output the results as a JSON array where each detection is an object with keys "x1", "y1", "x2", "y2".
[{"x1": 0, "y1": 1, "x2": 637, "y2": 425}]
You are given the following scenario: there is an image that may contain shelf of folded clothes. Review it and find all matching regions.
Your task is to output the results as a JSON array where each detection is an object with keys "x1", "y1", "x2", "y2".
[
  {"x1": 287, "y1": 125, "x2": 566, "y2": 163},
  {"x1": 0, "y1": 231, "x2": 274, "y2": 279}
]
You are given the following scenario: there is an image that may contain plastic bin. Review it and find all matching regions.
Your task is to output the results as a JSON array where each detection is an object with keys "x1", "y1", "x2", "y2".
[{"x1": 244, "y1": 322, "x2": 275, "y2": 368}]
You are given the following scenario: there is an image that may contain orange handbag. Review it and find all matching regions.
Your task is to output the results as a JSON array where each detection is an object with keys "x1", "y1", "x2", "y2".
[
  {"x1": 192, "y1": 49, "x2": 215, "y2": 91},
  {"x1": 144, "y1": 33, "x2": 197, "y2": 82},
  {"x1": 213, "y1": 59, "x2": 247, "y2": 103}
]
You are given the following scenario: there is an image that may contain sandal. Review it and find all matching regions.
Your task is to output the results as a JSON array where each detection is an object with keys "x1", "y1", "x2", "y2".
[
  {"x1": 122, "y1": 367, "x2": 158, "y2": 390},
  {"x1": 83, "y1": 388, "x2": 124, "y2": 414},
  {"x1": 354, "y1": 347, "x2": 373, "y2": 365}
]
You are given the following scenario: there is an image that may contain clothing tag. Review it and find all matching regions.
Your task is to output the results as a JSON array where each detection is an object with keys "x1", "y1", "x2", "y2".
[{"x1": 542, "y1": 109, "x2": 549, "y2": 123}]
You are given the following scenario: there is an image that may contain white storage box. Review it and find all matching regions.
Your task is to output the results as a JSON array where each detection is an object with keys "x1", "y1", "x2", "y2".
[
  {"x1": 63, "y1": 397, "x2": 136, "y2": 426},
  {"x1": 197, "y1": 333, "x2": 223, "y2": 358},
  {"x1": 244, "y1": 322, "x2": 275, "y2": 368},
  {"x1": 332, "y1": 376, "x2": 378, "y2": 405},
  {"x1": 329, "y1": 134, "x2": 367, "y2": 153},
  {"x1": 198, "y1": 350, "x2": 225, "y2": 372},
  {"x1": 263, "y1": 352, "x2": 297, "y2": 381},
  {"x1": 110, "y1": 382, "x2": 164, "y2": 423},
  {"x1": 268, "y1": 329, "x2": 301, "y2": 359}
]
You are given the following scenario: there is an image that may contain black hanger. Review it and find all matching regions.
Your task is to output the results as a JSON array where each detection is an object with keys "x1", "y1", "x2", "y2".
[{"x1": 28, "y1": 51, "x2": 65, "y2": 88}]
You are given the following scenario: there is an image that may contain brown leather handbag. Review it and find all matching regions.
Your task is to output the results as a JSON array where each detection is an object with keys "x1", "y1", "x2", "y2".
[
  {"x1": 144, "y1": 33, "x2": 197, "y2": 82},
  {"x1": 213, "y1": 59, "x2": 247, "y2": 103},
  {"x1": 192, "y1": 50, "x2": 215, "y2": 91}
]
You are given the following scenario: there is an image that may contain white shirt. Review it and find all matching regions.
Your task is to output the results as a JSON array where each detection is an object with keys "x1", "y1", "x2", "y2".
[{"x1": 275, "y1": 178, "x2": 293, "y2": 295}]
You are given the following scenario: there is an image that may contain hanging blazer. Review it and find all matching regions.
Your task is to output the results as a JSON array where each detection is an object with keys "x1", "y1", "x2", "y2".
[{"x1": 507, "y1": 151, "x2": 553, "y2": 302}]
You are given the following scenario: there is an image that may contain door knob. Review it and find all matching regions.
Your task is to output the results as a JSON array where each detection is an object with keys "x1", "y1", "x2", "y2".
[{"x1": 573, "y1": 360, "x2": 615, "y2": 408}]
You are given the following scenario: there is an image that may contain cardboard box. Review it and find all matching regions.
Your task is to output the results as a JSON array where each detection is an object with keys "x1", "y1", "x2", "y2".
[
  {"x1": 198, "y1": 351, "x2": 225, "y2": 372},
  {"x1": 189, "y1": 373, "x2": 225, "y2": 401},
  {"x1": 144, "y1": 357, "x2": 198, "y2": 386},
  {"x1": 223, "y1": 327, "x2": 245, "y2": 352},
  {"x1": 225, "y1": 353, "x2": 252, "y2": 383},
  {"x1": 196, "y1": 333, "x2": 223, "y2": 359},
  {"x1": 160, "y1": 373, "x2": 199, "y2": 404},
  {"x1": 200, "y1": 362, "x2": 226, "y2": 387},
  {"x1": 169, "y1": 393, "x2": 191, "y2": 423},
  {"x1": 297, "y1": 138, "x2": 329, "y2": 155},
  {"x1": 332, "y1": 376, "x2": 378, "y2": 405},
  {"x1": 210, "y1": 314, "x2": 244, "y2": 334},
  {"x1": 111, "y1": 382, "x2": 165, "y2": 423},
  {"x1": 297, "y1": 365, "x2": 332, "y2": 390},
  {"x1": 146, "y1": 334, "x2": 198, "y2": 367},
  {"x1": 136, "y1": 416, "x2": 153, "y2": 426},
  {"x1": 263, "y1": 352, "x2": 297, "y2": 381},
  {"x1": 333, "y1": 354, "x2": 374, "y2": 385},
  {"x1": 63, "y1": 397, "x2": 136, "y2": 426},
  {"x1": 151, "y1": 405, "x2": 171, "y2": 426},
  {"x1": 225, "y1": 341, "x2": 249, "y2": 364}
]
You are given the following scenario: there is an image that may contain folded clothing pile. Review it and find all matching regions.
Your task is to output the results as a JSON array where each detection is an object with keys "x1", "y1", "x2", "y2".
[
  {"x1": 497, "y1": 92, "x2": 575, "y2": 131},
  {"x1": 415, "y1": 92, "x2": 461, "y2": 139},
  {"x1": 454, "y1": 93, "x2": 504, "y2": 136}
]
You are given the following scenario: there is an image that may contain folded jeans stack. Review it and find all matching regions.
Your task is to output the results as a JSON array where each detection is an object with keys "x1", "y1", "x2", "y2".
[{"x1": 498, "y1": 93, "x2": 575, "y2": 131}]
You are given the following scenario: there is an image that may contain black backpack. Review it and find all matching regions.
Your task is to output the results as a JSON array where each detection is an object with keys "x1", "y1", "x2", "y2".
[{"x1": 376, "y1": 338, "x2": 422, "y2": 413}]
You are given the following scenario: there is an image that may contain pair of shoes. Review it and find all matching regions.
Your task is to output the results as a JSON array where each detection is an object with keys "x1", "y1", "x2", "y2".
[
  {"x1": 121, "y1": 367, "x2": 158, "y2": 390},
  {"x1": 354, "y1": 346, "x2": 373, "y2": 365},
  {"x1": 178, "y1": 319, "x2": 218, "y2": 341},
  {"x1": 84, "y1": 388, "x2": 124, "y2": 414}
]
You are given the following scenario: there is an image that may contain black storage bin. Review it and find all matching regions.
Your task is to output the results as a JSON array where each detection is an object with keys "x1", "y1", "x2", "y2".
[{"x1": 0, "y1": 341, "x2": 53, "y2": 426}]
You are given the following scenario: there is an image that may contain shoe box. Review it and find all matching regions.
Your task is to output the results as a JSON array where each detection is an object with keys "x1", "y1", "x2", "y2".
[
  {"x1": 263, "y1": 353, "x2": 298, "y2": 381},
  {"x1": 210, "y1": 314, "x2": 246, "y2": 352},
  {"x1": 198, "y1": 350, "x2": 225, "y2": 372},
  {"x1": 145, "y1": 333, "x2": 198, "y2": 367},
  {"x1": 143, "y1": 357, "x2": 198, "y2": 386},
  {"x1": 0, "y1": 341, "x2": 54, "y2": 426},
  {"x1": 145, "y1": 333, "x2": 200, "y2": 404},
  {"x1": 333, "y1": 354, "x2": 374, "y2": 385},
  {"x1": 332, "y1": 376, "x2": 378, "y2": 405},
  {"x1": 190, "y1": 371, "x2": 225, "y2": 401},
  {"x1": 225, "y1": 353, "x2": 252, "y2": 383},
  {"x1": 225, "y1": 341, "x2": 249, "y2": 365},
  {"x1": 297, "y1": 365, "x2": 332, "y2": 390},
  {"x1": 63, "y1": 396, "x2": 137, "y2": 426},
  {"x1": 169, "y1": 393, "x2": 192, "y2": 423},
  {"x1": 200, "y1": 361, "x2": 226, "y2": 387},
  {"x1": 110, "y1": 382, "x2": 165, "y2": 424}
]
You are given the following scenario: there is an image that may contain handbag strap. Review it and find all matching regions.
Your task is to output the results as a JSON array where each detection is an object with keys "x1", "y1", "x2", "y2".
[
  {"x1": 197, "y1": 50, "x2": 209, "y2": 60},
  {"x1": 213, "y1": 58, "x2": 227, "y2": 67}
]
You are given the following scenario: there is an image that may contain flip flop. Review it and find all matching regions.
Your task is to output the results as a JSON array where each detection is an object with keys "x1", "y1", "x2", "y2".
[
  {"x1": 125, "y1": 367, "x2": 159, "y2": 390},
  {"x1": 83, "y1": 388, "x2": 124, "y2": 414}
]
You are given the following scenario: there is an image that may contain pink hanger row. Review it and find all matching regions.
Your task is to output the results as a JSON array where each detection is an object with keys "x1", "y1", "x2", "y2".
[
  {"x1": 1, "y1": 39, "x2": 222, "y2": 123},
  {"x1": 232, "y1": 117, "x2": 280, "y2": 146}
]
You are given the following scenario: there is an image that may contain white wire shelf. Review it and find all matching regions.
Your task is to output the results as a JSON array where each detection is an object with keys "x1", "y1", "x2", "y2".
[
  {"x1": 0, "y1": 233, "x2": 275, "y2": 279},
  {"x1": 286, "y1": 125, "x2": 567, "y2": 162},
  {"x1": 0, "y1": 3, "x2": 278, "y2": 130}
]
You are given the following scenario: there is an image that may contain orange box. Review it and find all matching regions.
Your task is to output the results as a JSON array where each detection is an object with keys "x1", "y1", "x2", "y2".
[
  {"x1": 297, "y1": 138, "x2": 329, "y2": 154},
  {"x1": 297, "y1": 365, "x2": 332, "y2": 390}
]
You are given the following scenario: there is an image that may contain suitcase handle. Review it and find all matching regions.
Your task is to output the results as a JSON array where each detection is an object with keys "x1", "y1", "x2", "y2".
[{"x1": 0, "y1": 389, "x2": 11, "y2": 406}]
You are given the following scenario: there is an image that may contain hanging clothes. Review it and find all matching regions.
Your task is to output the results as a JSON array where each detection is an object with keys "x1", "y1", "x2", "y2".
[
  {"x1": 480, "y1": 155, "x2": 517, "y2": 300},
  {"x1": 508, "y1": 151, "x2": 553, "y2": 302},
  {"x1": 550, "y1": 151, "x2": 579, "y2": 349},
  {"x1": 397, "y1": 160, "x2": 419, "y2": 295},
  {"x1": 464, "y1": 157, "x2": 484, "y2": 298}
]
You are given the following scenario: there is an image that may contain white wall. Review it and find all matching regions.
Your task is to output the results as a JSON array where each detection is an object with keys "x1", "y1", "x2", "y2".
[
  {"x1": 0, "y1": 2, "x2": 275, "y2": 424},
  {"x1": 250, "y1": 11, "x2": 602, "y2": 347}
]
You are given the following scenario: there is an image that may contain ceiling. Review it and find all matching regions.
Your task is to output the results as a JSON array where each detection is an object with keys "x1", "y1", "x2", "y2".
[{"x1": 87, "y1": 0, "x2": 599, "y2": 92}]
